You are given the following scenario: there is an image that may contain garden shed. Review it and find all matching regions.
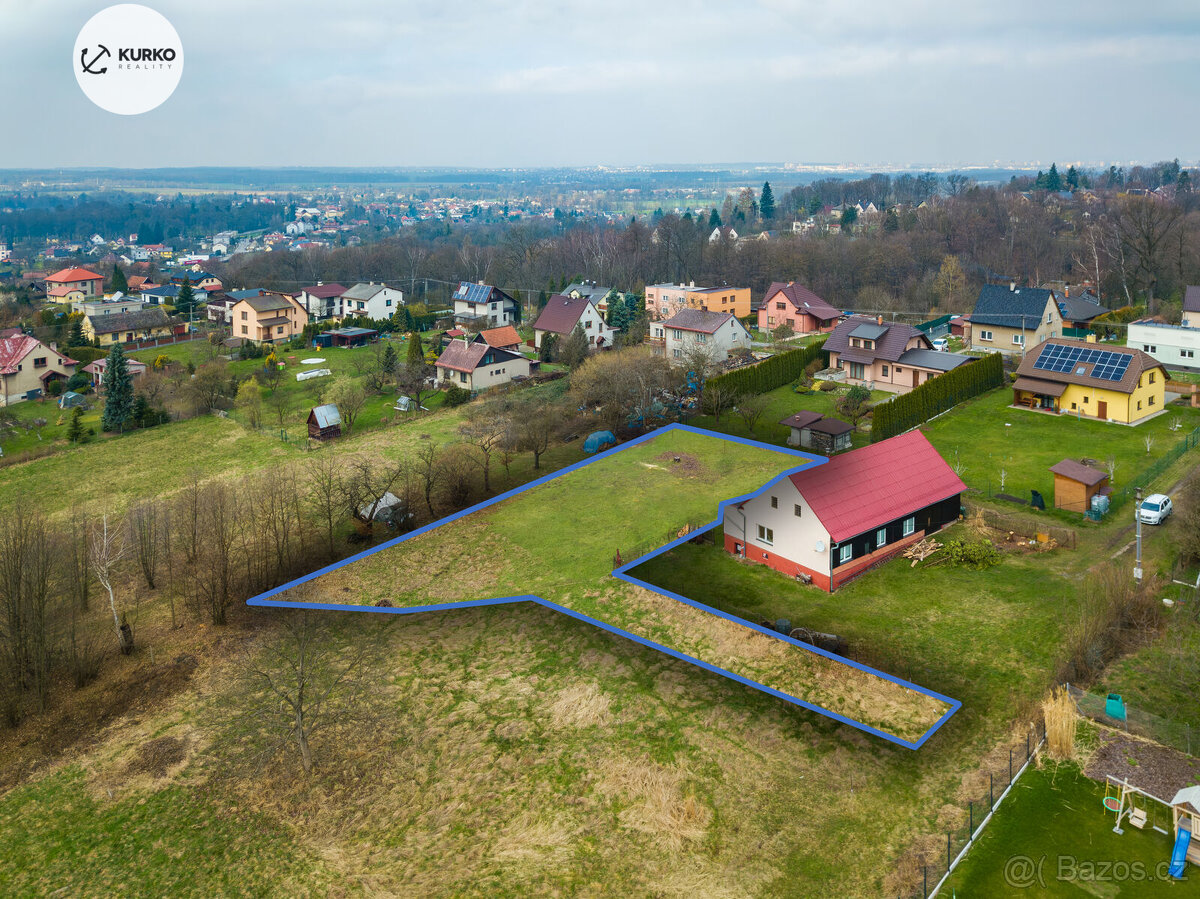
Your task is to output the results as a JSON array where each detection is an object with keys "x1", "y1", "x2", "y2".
[
  {"x1": 1049, "y1": 459, "x2": 1110, "y2": 514},
  {"x1": 806, "y1": 417, "x2": 854, "y2": 454},
  {"x1": 307, "y1": 403, "x2": 342, "y2": 440}
]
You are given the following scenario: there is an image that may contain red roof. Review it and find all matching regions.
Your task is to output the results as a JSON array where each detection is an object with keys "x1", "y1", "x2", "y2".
[
  {"x1": 45, "y1": 267, "x2": 103, "y2": 284},
  {"x1": 479, "y1": 325, "x2": 521, "y2": 348},
  {"x1": 763, "y1": 281, "x2": 841, "y2": 321},
  {"x1": 788, "y1": 430, "x2": 965, "y2": 543},
  {"x1": 47, "y1": 285, "x2": 84, "y2": 297},
  {"x1": 435, "y1": 339, "x2": 489, "y2": 373},
  {"x1": 0, "y1": 336, "x2": 75, "y2": 374},
  {"x1": 301, "y1": 283, "x2": 349, "y2": 299},
  {"x1": 533, "y1": 294, "x2": 590, "y2": 334}
]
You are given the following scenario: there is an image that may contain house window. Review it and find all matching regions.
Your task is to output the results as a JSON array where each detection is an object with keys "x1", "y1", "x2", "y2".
[
  {"x1": 672, "y1": 329, "x2": 683, "y2": 339},
  {"x1": 1071, "y1": 402, "x2": 1077, "y2": 410},
  {"x1": 757, "y1": 525, "x2": 774, "y2": 545},
  {"x1": 33, "y1": 357, "x2": 46, "y2": 368},
  {"x1": 794, "y1": 504, "x2": 802, "y2": 518},
  {"x1": 876, "y1": 528, "x2": 887, "y2": 547},
  {"x1": 696, "y1": 333, "x2": 707, "y2": 343},
  {"x1": 1182, "y1": 350, "x2": 1195, "y2": 358},
  {"x1": 902, "y1": 517, "x2": 915, "y2": 536},
  {"x1": 241, "y1": 325, "x2": 248, "y2": 335},
  {"x1": 1012, "y1": 334, "x2": 1025, "y2": 345},
  {"x1": 386, "y1": 299, "x2": 392, "y2": 307},
  {"x1": 776, "y1": 301, "x2": 786, "y2": 310},
  {"x1": 767, "y1": 316, "x2": 775, "y2": 325},
  {"x1": 1138, "y1": 400, "x2": 1142, "y2": 410},
  {"x1": 1149, "y1": 345, "x2": 1157, "y2": 353},
  {"x1": 1046, "y1": 312, "x2": 1053, "y2": 323},
  {"x1": 672, "y1": 349, "x2": 682, "y2": 358},
  {"x1": 1083, "y1": 396, "x2": 1089, "y2": 403},
  {"x1": 1149, "y1": 395, "x2": 1156, "y2": 406},
  {"x1": 459, "y1": 371, "x2": 467, "y2": 383},
  {"x1": 770, "y1": 496, "x2": 778, "y2": 508},
  {"x1": 277, "y1": 326, "x2": 284, "y2": 334},
  {"x1": 849, "y1": 362, "x2": 865, "y2": 379},
  {"x1": 241, "y1": 311, "x2": 248, "y2": 320},
  {"x1": 1149, "y1": 372, "x2": 1156, "y2": 384},
  {"x1": 839, "y1": 544, "x2": 852, "y2": 563},
  {"x1": 881, "y1": 364, "x2": 889, "y2": 377},
  {"x1": 979, "y1": 330, "x2": 993, "y2": 341}
]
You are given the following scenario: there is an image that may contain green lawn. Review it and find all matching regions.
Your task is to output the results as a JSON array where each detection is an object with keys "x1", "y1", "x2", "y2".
[
  {"x1": 1100, "y1": 605, "x2": 1200, "y2": 733},
  {"x1": 0, "y1": 397, "x2": 103, "y2": 457},
  {"x1": 944, "y1": 762, "x2": 1200, "y2": 895},
  {"x1": 278, "y1": 427, "x2": 952, "y2": 744},
  {"x1": 920, "y1": 387, "x2": 1200, "y2": 508},
  {"x1": 0, "y1": 767, "x2": 341, "y2": 897}
]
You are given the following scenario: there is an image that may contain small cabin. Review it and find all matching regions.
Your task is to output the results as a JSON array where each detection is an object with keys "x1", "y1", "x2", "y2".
[
  {"x1": 307, "y1": 403, "x2": 342, "y2": 440},
  {"x1": 1049, "y1": 459, "x2": 1110, "y2": 514},
  {"x1": 806, "y1": 417, "x2": 854, "y2": 454}
]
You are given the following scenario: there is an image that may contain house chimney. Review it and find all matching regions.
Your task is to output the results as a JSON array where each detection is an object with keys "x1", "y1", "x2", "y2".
[
  {"x1": 1009, "y1": 281, "x2": 1016, "y2": 291},
  {"x1": 1064, "y1": 286, "x2": 1069, "y2": 297},
  {"x1": 317, "y1": 281, "x2": 323, "y2": 287},
  {"x1": 877, "y1": 315, "x2": 883, "y2": 326}
]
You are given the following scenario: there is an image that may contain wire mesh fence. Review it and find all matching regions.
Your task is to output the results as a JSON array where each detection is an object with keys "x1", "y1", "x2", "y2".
[
  {"x1": 1108, "y1": 425, "x2": 1200, "y2": 513},
  {"x1": 1066, "y1": 684, "x2": 1196, "y2": 758}
]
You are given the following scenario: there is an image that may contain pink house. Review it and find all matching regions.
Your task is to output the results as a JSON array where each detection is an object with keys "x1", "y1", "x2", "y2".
[{"x1": 758, "y1": 282, "x2": 842, "y2": 335}]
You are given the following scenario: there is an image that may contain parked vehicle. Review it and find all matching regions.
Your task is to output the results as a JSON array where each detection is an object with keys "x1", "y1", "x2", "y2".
[
  {"x1": 1138, "y1": 493, "x2": 1173, "y2": 524},
  {"x1": 931, "y1": 338, "x2": 948, "y2": 352}
]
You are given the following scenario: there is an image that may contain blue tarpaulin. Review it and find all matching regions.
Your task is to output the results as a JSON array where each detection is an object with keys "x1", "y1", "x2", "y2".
[{"x1": 583, "y1": 430, "x2": 616, "y2": 454}]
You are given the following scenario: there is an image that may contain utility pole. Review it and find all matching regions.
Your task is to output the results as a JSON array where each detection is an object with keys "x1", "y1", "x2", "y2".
[{"x1": 1134, "y1": 486, "x2": 1143, "y2": 581}]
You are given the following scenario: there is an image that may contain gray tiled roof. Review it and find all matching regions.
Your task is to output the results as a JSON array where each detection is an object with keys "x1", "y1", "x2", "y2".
[
  {"x1": 896, "y1": 349, "x2": 974, "y2": 372},
  {"x1": 971, "y1": 284, "x2": 1056, "y2": 328},
  {"x1": 86, "y1": 308, "x2": 175, "y2": 334},
  {"x1": 823, "y1": 315, "x2": 930, "y2": 363},
  {"x1": 661, "y1": 309, "x2": 734, "y2": 334}
]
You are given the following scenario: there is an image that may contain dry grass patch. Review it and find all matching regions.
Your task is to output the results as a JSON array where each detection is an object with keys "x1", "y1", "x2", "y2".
[
  {"x1": 547, "y1": 682, "x2": 612, "y2": 729},
  {"x1": 596, "y1": 756, "x2": 712, "y2": 851}
]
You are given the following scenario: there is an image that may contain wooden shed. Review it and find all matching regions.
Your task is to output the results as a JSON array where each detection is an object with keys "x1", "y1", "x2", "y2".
[
  {"x1": 1049, "y1": 459, "x2": 1109, "y2": 514},
  {"x1": 307, "y1": 403, "x2": 342, "y2": 440},
  {"x1": 805, "y1": 417, "x2": 854, "y2": 454}
]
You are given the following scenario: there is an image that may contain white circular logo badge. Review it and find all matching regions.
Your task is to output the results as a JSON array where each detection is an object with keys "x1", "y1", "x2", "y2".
[{"x1": 74, "y1": 5, "x2": 183, "y2": 115}]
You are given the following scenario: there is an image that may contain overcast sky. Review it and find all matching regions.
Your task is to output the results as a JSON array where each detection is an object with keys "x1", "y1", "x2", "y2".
[{"x1": 2, "y1": 0, "x2": 1199, "y2": 169}]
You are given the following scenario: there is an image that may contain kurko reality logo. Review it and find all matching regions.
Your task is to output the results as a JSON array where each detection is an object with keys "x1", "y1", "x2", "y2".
[{"x1": 73, "y1": 5, "x2": 183, "y2": 114}]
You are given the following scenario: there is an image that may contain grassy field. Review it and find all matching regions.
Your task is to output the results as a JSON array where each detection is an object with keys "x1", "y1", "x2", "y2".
[
  {"x1": 0, "y1": 396, "x2": 104, "y2": 457},
  {"x1": 920, "y1": 387, "x2": 1200, "y2": 507},
  {"x1": 275, "y1": 427, "x2": 951, "y2": 744},
  {"x1": 944, "y1": 762, "x2": 1200, "y2": 895}
]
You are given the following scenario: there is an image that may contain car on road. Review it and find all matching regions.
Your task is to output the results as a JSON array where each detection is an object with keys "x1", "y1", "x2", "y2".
[{"x1": 1138, "y1": 493, "x2": 1173, "y2": 524}]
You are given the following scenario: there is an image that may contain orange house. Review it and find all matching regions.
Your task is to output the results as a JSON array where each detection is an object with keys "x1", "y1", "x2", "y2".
[{"x1": 230, "y1": 292, "x2": 309, "y2": 344}]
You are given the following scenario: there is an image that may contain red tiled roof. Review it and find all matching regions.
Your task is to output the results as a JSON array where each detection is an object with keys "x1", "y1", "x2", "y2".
[
  {"x1": 435, "y1": 339, "x2": 489, "y2": 373},
  {"x1": 47, "y1": 286, "x2": 83, "y2": 297},
  {"x1": 45, "y1": 267, "x2": 103, "y2": 283},
  {"x1": 788, "y1": 430, "x2": 965, "y2": 543},
  {"x1": 533, "y1": 294, "x2": 590, "y2": 334},
  {"x1": 0, "y1": 336, "x2": 38, "y2": 374},
  {"x1": 479, "y1": 325, "x2": 521, "y2": 348},
  {"x1": 301, "y1": 283, "x2": 349, "y2": 299},
  {"x1": 763, "y1": 281, "x2": 841, "y2": 321}
]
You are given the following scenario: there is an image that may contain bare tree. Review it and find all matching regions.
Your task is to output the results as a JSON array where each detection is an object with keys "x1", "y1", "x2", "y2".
[
  {"x1": 734, "y1": 393, "x2": 769, "y2": 435},
  {"x1": 341, "y1": 455, "x2": 412, "y2": 536},
  {"x1": 413, "y1": 440, "x2": 443, "y2": 516},
  {"x1": 90, "y1": 513, "x2": 131, "y2": 654},
  {"x1": 130, "y1": 501, "x2": 160, "y2": 590},
  {"x1": 246, "y1": 609, "x2": 365, "y2": 775},
  {"x1": 0, "y1": 504, "x2": 57, "y2": 714},
  {"x1": 324, "y1": 377, "x2": 369, "y2": 433},
  {"x1": 306, "y1": 452, "x2": 344, "y2": 558},
  {"x1": 459, "y1": 401, "x2": 511, "y2": 493},
  {"x1": 701, "y1": 382, "x2": 737, "y2": 423}
]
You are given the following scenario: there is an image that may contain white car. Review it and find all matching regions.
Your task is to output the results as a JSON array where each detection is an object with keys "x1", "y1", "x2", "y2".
[
  {"x1": 1139, "y1": 494, "x2": 1173, "y2": 525},
  {"x1": 931, "y1": 338, "x2": 948, "y2": 352}
]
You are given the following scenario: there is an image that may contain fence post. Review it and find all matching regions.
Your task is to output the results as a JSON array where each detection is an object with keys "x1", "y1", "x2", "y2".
[
  {"x1": 990, "y1": 773, "x2": 994, "y2": 809},
  {"x1": 946, "y1": 831, "x2": 952, "y2": 870},
  {"x1": 1026, "y1": 733, "x2": 1030, "y2": 760},
  {"x1": 969, "y1": 800, "x2": 974, "y2": 838},
  {"x1": 923, "y1": 866, "x2": 928, "y2": 898},
  {"x1": 1009, "y1": 749, "x2": 1013, "y2": 783}
]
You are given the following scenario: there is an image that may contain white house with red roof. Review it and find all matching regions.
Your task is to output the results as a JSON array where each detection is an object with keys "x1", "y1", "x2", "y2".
[
  {"x1": 435, "y1": 337, "x2": 531, "y2": 391},
  {"x1": 44, "y1": 267, "x2": 104, "y2": 299},
  {"x1": 0, "y1": 335, "x2": 78, "y2": 406},
  {"x1": 296, "y1": 283, "x2": 349, "y2": 321},
  {"x1": 722, "y1": 431, "x2": 964, "y2": 592},
  {"x1": 648, "y1": 309, "x2": 752, "y2": 364}
]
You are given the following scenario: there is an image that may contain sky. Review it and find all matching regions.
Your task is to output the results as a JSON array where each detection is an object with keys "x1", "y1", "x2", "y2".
[{"x1": 2, "y1": 0, "x2": 1200, "y2": 169}]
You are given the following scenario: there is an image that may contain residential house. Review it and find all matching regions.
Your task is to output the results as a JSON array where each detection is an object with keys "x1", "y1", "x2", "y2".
[
  {"x1": 824, "y1": 315, "x2": 973, "y2": 393},
  {"x1": 82, "y1": 356, "x2": 149, "y2": 389},
  {"x1": 125, "y1": 274, "x2": 158, "y2": 294},
  {"x1": 647, "y1": 309, "x2": 752, "y2": 364},
  {"x1": 1011, "y1": 338, "x2": 1167, "y2": 424},
  {"x1": 0, "y1": 335, "x2": 78, "y2": 405},
  {"x1": 83, "y1": 307, "x2": 182, "y2": 346},
  {"x1": 1184, "y1": 286, "x2": 1200, "y2": 328},
  {"x1": 966, "y1": 283, "x2": 1064, "y2": 354},
  {"x1": 722, "y1": 431, "x2": 965, "y2": 592},
  {"x1": 141, "y1": 283, "x2": 210, "y2": 307},
  {"x1": 452, "y1": 281, "x2": 519, "y2": 327},
  {"x1": 74, "y1": 294, "x2": 145, "y2": 317},
  {"x1": 1056, "y1": 288, "x2": 1108, "y2": 330},
  {"x1": 167, "y1": 271, "x2": 223, "y2": 292},
  {"x1": 338, "y1": 282, "x2": 404, "y2": 320},
  {"x1": 47, "y1": 285, "x2": 88, "y2": 306},
  {"x1": 231, "y1": 293, "x2": 309, "y2": 344},
  {"x1": 44, "y1": 267, "x2": 104, "y2": 300},
  {"x1": 562, "y1": 281, "x2": 616, "y2": 316},
  {"x1": 296, "y1": 283, "x2": 350, "y2": 320},
  {"x1": 645, "y1": 282, "x2": 751, "y2": 320},
  {"x1": 1127, "y1": 318, "x2": 1200, "y2": 370},
  {"x1": 532, "y1": 293, "x2": 615, "y2": 350},
  {"x1": 473, "y1": 325, "x2": 523, "y2": 353},
  {"x1": 758, "y1": 281, "x2": 842, "y2": 335},
  {"x1": 435, "y1": 338, "x2": 531, "y2": 391},
  {"x1": 708, "y1": 225, "x2": 739, "y2": 242}
]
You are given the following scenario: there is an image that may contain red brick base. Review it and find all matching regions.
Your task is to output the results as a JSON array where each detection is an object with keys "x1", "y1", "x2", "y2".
[{"x1": 724, "y1": 529, "x2": 931, "y2": 593}]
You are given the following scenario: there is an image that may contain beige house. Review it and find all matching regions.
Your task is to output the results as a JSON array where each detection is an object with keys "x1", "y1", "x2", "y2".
[
  {"x1": 435, "y1": 338, "x2": 531, "y2": 391},
  {"x1": 84, "y1": 307, "x2": 182, "y2": 347},
  {"x1": 645, "y1": 282, "x2": 751, "y2": 320},
  {"x1": 0, "y1": 335, "x2": 78, "y2": 405},
  {"x1": 231, "y1": 292, "x2": 309, "y2": 344},
  {"x1": 966, "y1": 284, "x2": 1064, "y2": 355},
  {"x1": 824, "y1": 315, "x2": 973, "y2": 393}
]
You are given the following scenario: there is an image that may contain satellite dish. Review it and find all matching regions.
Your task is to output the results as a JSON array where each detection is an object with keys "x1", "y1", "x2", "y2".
[{"x1": 814, "y1": 540, "x2": 825, "y2": 553}]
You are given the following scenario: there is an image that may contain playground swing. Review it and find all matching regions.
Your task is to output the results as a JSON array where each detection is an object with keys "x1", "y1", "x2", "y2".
[{"x1": 1105, "y1": 779, "x2": 1151, "y2": 834}]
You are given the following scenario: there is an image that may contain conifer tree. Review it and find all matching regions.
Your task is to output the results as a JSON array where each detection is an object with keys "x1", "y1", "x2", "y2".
[
  {"x1": 101, "y1": 344, "x2": 134, "y2": 432},
  {"x1": 759, "y1": 181, "x2": 776, "y2": 220},
  {"x1": 110, "y1": 264, "x2": 128, "y2": 294}
]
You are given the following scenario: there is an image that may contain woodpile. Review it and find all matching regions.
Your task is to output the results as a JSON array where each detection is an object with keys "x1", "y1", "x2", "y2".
[{"x1": 904, "y1": 537, "x2": 943, "y2": 566}]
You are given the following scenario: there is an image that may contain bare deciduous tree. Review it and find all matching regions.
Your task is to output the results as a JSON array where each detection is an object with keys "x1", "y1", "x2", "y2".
[{"x1": 90, "y1": 513, "x2": 131, "y2": 654}]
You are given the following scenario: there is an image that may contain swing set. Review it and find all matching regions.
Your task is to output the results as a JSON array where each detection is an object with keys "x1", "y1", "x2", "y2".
[{"x1": 1104, "y1": 777, "x2": 1169, "y2": 836}]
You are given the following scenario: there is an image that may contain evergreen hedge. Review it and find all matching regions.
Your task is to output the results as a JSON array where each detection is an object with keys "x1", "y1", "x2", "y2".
[
  {"x1": 870, "y1": 352, "x2": 1004, "y2": 442},
  {"x1": 705, "y1": 338, "x2": 828, "y2": 396}
]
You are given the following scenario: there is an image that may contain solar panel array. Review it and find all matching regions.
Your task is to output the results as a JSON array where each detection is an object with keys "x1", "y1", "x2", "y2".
[{"x1": 1032, "y1": 343, "x2": 1131, "y2": 382}]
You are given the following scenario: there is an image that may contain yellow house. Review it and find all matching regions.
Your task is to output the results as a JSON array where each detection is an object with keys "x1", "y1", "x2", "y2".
[
  {"x1": 46, "y1": 285, "x2": 87, "y2": 306},
  {"x1": 645, "y1": 283, "x2": 751, "y2": 320},
  {"x1": 1012, "y1": 338, "x2": 1167, "y2": 425},
  {"x1": 84, "y1": 307, "x2": 181, "y2": 347},
  {"x1": 231, "y1": 292, "x2": 309, "y2": 344}
]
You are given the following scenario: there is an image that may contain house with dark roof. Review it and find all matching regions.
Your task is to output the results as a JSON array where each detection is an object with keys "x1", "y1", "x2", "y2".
[
  {"x1": 1012, "y1": 337, "x2": 1167, "y2": 424},
  {"x1": 758, "y1": 281, "x2": 842, "y2": 335},
  {"x1": 647, "y1": 309, "x2": 752, "y2": 364},
  {"x1": 338, "y1": 282, "x2": 404, "y2": 320},
  {"x1": 778, "y1": 411, "x2": 853, "y2": 453},
  {"x1": 562, "y1": 281, "x2": 619, "y2": 316},
  {"x1": 723, "y1": 431, "x2": 965, "y2": 592},
  {"x1": 435, "y1": 337, "x2": 531, "y2": 391},
  {"x1": 230, "y1": 292, "x2": 309, "y2": 344},
  {"x1": 452, "y1": 281, "x2": 519, "y2": 328},
  {"x1": 1183, "y1": 286, "x2": 1200, "y2": 328},
  {"x1": 532, "y1": 293, "x2": 615, "y2": 351},
  {"x1": 296, "y1": 283, "x2": 349, "y2": 320},
  {"x1": 0, "y1": 335, "x2": 78, "y2": 405},
  {"x1": 824, "y1": 315, "x2": 973, "y2": 393},
  {"x1": 82, "y1": 307, "x2": 183, "y2": 347},
  {"x1": 1055, "y1": 289, "x2": 1108, "y2": 329},
  {"x1": 141, "y1": 283, "x2": 210, "y2": 306},
  {"x1": 966, "y1": 283, "x2": 1064, "y2": 354}
]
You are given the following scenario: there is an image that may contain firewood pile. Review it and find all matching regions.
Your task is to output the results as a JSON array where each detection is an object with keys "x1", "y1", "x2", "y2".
[{"x1": 904, "y1": 537, "x2": 943, "y2": 566}]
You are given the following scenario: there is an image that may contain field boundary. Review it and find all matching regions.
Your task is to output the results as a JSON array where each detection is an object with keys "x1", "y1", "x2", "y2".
[{"x1": 247, "y1": 422, "x2": 962, "y2": 750}]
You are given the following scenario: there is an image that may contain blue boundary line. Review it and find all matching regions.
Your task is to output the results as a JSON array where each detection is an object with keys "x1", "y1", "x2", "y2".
[{"x1": 247, "y1": 422, "x2": 961, "y2": 749}]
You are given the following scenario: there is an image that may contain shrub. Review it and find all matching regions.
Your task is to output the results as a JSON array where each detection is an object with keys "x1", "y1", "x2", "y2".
[
  {"x1": 705, "y1": 337, "x2": 828, "y2": 396},
  {"x1": 818, "y1": 380, "x2": 839, "y2": 392},
  {"x1": 444, "y1": 385, "x2": 471, "y2": 406},
  {"x1": 942, "y1": 539, "x2": 1002, "y2": 570}
]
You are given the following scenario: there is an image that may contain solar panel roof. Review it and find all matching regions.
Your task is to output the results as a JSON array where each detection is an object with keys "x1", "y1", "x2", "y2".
[{"x1": 1032, "y1": 343, "x2": 1131, "y2": 381}]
